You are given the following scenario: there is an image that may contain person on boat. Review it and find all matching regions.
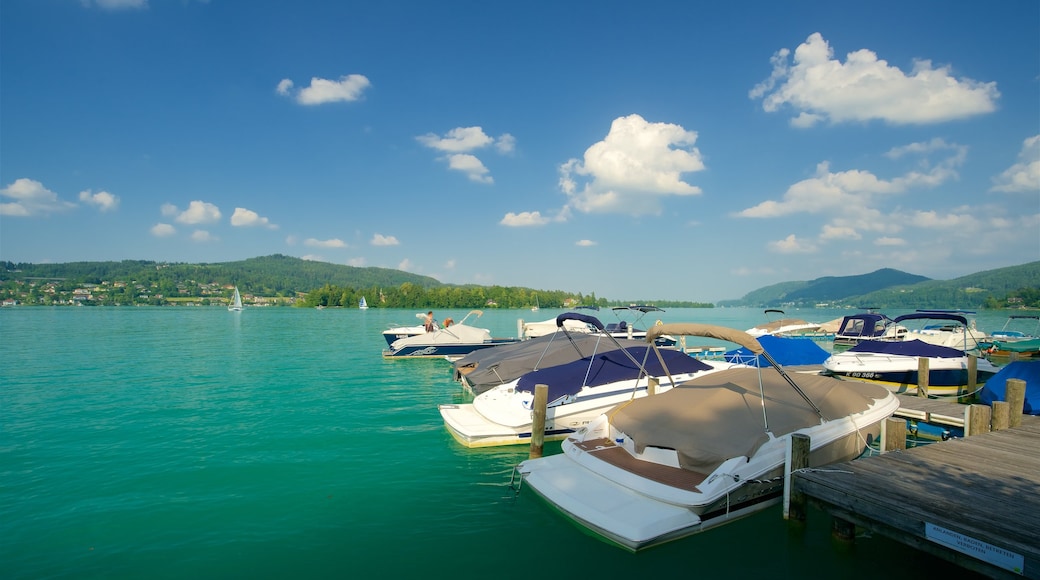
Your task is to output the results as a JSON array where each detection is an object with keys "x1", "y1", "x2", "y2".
[
  {"x1": 424, "y1": 311, "x2": 435, "y2": 332},
  {"x1": 443, "y1": 317, "x2": 453, "y2": 328}
]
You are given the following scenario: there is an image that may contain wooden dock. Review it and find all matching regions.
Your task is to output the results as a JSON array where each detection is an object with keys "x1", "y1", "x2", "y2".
[{"x1": 793, "y1": 394, "x2": 1040, "y2": 579}]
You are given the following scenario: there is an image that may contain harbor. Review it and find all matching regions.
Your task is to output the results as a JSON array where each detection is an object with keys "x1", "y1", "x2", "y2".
[{"x1": 791, "y1": 386, "x2": 1040, "y2": 579}]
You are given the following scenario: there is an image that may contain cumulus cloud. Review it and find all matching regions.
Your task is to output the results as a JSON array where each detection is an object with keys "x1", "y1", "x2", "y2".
[
  {"x1": 190, "y1": 230, "x2": 217, "y2": 242},
  {"x1": 276, "y1": 74, "x2": 371, "y2": 105},
  {"x1": 304, "y1": 238, "x2": 346, "y2": 248},
  {"x1": 397, "y1": 258, "x2": 413, "y2": 271},
  {"x1": 230, "y1": 207, "x2": 277, "y2": 229},
  {"x1": 991, "y1": 135, "x2": 1040, "y2": 193},
  {"x1": 557, "y1": 114, "x2": 704, "y2": 215},
  {"x1": 500, "y1": 211, "x2": 551, "y2": 227},
  {"x1": 164, "y1": 200, "x2": 221, "y2": 225},
  {"x1": 150, "y1": 223, "x2": 176, "y2": 237},
  {"x1": 78, "y1": 189, "x2": 120, "y2": 212},
  {"x1": 89, "y1": 0, "x2": 148, "y2": 10},
  {"x1": 370, "y1": 234, "x2": 399, "y2": 246},
  {"x1": 749, "y1": 32, "x2": 999, "y2": 126},
  {"x1": 768, "y1": 234, "x2": 817, "y2": 254},
  {"x1": 416, "y1": 126, "x2": 514, "y2": 183},
  {"x1": 576, "y1": 239, "x2": 597, "y2": 247},
  {"x1": 0, "y1": 178, "x2": 76, "y2": 217}
]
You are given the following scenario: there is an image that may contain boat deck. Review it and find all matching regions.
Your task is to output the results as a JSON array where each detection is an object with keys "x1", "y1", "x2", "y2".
[{"x1": 573, "y1": 437, "x2": 707, "y2": 492}]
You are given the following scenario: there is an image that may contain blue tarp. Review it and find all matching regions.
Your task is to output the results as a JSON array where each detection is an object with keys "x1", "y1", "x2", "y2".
[
  {"x1": 979, "y1": 360, "x2": 1040, "y2": 415},
  {"x1": 516, "y1": 346, "x2": 710, "y2": 401},
  {"x1": 724, "y1": 335, "x2": 829, "y2": 367}
]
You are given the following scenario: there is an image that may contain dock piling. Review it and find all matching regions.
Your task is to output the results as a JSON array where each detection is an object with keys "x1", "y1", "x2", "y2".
[{"x1": 529, "y1": 384, "x2": 548, "y2": 459}]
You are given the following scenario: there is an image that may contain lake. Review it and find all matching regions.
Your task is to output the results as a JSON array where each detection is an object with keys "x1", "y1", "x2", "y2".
[{"x1": 1, "y1": 306, "x2": 997, "y2": 578}]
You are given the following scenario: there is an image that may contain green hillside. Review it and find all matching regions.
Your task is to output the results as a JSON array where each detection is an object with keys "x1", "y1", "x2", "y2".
[{"x1": 719, "y1": 262, "x2": 1039, "y2": 309}]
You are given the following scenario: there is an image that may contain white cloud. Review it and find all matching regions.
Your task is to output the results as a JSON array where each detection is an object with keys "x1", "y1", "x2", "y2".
[
  {"x1": 277, "y1": 74, "x2": 371, "y2": 105},
  {"x1": 576, "y1": 239, "x2": 597, "y2": 247},
  {"x1": 397, "y1": 258, "x2": 413, "y2": 271},
  {"x1": 0, "y1": 178, "x2": 76, "y2": 217},
  {"x1": 168, "y1": 200, "x2": 221, "y2": 225},
  {"x1": 447, "y1": 154, "x2": 493, "y2": 184},
  {"x1": 558, "y1": 114, "x2": 704, "y2": 216},
  {"x1": 190, "y1": 230, "x2": 217, "y2": 242},
  {"x1": 78, "y1": 189, "x2": 119, "y2": 212},
  {"x1": 301, "y1": 254, "x2": 325, "y2": 262},
  {"x1": 150, "y1": 223, "x2": 176, "y2": 237},
  {"x1": 500, "y1": 211, "x2": 551, "y2": 227},
  {"x1": 347, "y1": 257, "x2": 366, "y2": 267},
  {"x1": 874, "y1": 237, "x2": 906, "y2": 246},
  {"x1": 371, "y1": 234, "x2": 399, "y2": 246},
  {"x1": 230, "y1": 207, "x2": 277, "y2": 229},
  {"x1": 444, "y1": 259, "x2": 456, "y2": 270},
  {"x1": 750, "y1": 32, "x2": 999, "y2": 126},
  {"x1": 416, "y1": 126, "x2": 515, "y2": 183},
  {"x1": 90, "y1": 0, "x2": 147, "y2": 10},
  {"x1": 304, "y1": 238, "x2": 347, "y2": 248},
  {"x1": 767, "y1": 234, "x2": 817, "y2": 254},
  {"x1": 991, "y1": 135, "x2": 1040, "y2": 193}
]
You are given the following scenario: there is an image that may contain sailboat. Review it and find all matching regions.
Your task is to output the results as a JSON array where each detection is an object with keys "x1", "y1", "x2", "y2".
[
  {"x1": 228, "y1": 287, "x2": 243, "y2": 312},
  {"x1": 359, "y1": 296, "x2": 369, "y2": 310}
]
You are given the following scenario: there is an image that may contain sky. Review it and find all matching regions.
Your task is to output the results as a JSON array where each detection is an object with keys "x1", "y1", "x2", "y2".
[{"x1": 1, "y1": 0, "x2": 1038, "y2": 303}]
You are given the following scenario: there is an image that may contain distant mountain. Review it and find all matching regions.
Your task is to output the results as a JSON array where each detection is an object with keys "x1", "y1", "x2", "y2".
[
  {"x1": 719, "y1": 262, "x2": 1040, "y2": 309},
  {"x1": 720, "y1": 268, "x2": 930, "y2": 307}
]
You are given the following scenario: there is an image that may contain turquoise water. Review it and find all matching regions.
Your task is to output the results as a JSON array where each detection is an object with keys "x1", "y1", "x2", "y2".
[{"x1": 1, "y1": 306, "x2": 996, "y2": 579}]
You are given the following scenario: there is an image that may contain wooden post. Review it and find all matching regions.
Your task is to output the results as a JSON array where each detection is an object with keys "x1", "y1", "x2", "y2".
[
  {"x1": 648, "y1": 377, "x2": 659, "y2": 397},
  {"x1": 881, "y1": 417, "x2": 906, "y2": 452},
  {"x1": 1007, "y1": 378, "x2": 1026, "y2": 428},
  {"x1": 965, "y1": 404, "x2": 990, "y2": 437},
  {"x1": 832, "y1": 517, "x2": 857, "y2": 542},
  {"x1": 529, "y1": 384, "x2": 548, "y2": 459},
  {"x1": 992, "y1": 401, "x2": 1010, "y2": 431},
  {"x1": 783, "y1": 433, "x2": 810, "y2": 521},
  {"x1": 517, "y1": 319, "x2": 525, "y2": 339},
  {"x1": 917, "y1": 358, "x2": 930, "y2": 398}
]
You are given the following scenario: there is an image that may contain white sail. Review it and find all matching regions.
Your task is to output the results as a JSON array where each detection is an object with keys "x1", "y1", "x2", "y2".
[
  {"x1": 359, "y1": 296, "x2": 369, "y2": 309},
  {"x1": 228, "y1": 287, "x2": 243, "y2": 311}
]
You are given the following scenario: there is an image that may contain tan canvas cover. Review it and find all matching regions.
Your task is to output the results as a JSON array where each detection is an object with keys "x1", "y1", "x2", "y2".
[
  {"x1": 608, "y1": 368, "x2": 890, "y2": 475},
  {"x1": 644, "y1": 323, "x2": 765, "y2": 354}
]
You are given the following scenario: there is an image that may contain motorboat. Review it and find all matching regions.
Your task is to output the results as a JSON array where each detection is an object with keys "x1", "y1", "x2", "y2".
[
  {"x1": 987, "y1": 314, "x2": 1040, "y2": 343},
  {"x1": 725, "y1": 334, "x2": 830, "y2": 370},
  {"x1": 516, "y1": 322, "x2": 900, "y2": 551},
  {"x1": 979, "y1": 360, "x2": 1040, "y2": 415},
  {"x1": 382, "y1": 310, "x2": 520, "y2": 359},
  {"x1": 897, "y1": 310, "x2": 989, "y2": 352},
  {"x1": 983, "y1": 337, "x2": 1040, "y2": 365},
  {"x1": 452, "y1": 331, "x2": 646, "y2": 395},
  {"x1": 441, "y1": 314, "x2": 744, "y2": 448},
  {"x1": 821, "y1": 338, "x2": 1000, "y2": 397},
  {"x1": 744, "y1": 309, "x2": 827, "y2": 339},
  {"x1": 519, "y1": 315, "x2": 596, "y2": 339},
  {"x1": 381, "y1": 312, "x2": 439, "y2": 346},
  {"x1": 831, "y1": 311, "x2": 907, "y2": 351}
]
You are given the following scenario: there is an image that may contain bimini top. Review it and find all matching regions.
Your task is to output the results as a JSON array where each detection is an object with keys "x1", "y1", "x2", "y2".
[
  {"x1": 836, "y1": 312, "x2": 892, "y2": 337},
  {"x1": 848, "y1": 338, "x2": 965, "y2": 359},
  {"x1": 612, "y1": 305, "x2": 665, "y2": 314},
  {"x1": 515, "y1": 346, "x2": 711, "y2": 403},
  {"x1": 894, "y1": 312, "x2": 969, "y2": 326}
]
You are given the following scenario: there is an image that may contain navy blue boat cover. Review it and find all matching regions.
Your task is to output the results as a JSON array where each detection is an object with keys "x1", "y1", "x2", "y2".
[
  {"x1": 724, "y1": 335, "x2": 830, "y2": 366},
  {"x1": 979, "y1": 360, "x2": 1040, "y2": 415},
  {"x1": 515, "y1": 347, "x2": 710, "y2": 400},
  {"x1": 848, "y1": 338, "x2": 964, "y2": 358}
]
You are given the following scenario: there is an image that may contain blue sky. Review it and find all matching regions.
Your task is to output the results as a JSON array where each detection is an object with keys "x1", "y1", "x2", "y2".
[{"x1": 2, "y1": 0, "x2": 1038, "y2": 302}]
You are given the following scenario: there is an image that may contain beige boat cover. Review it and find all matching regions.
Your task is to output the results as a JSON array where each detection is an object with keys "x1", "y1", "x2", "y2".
[
  {"x1": 644, "y1": 323, "x2": 764, "y2": 354},
  {"x1": 608, "y1": 367, "x2": 891, "y2": 475}
]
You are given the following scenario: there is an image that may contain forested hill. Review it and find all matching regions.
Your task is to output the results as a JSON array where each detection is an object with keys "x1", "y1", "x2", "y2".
[
  {"x1": 719, "y1": 262, "x2": 1040, "y2": 309},
  {"x1": 720, "y1": 268, "x2": 930, "y2": 307},
  {"x1": 0, "y1": 254, "x2": 442, "y2": 297}
]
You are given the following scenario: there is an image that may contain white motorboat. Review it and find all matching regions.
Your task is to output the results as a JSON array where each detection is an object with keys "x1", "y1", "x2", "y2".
[
  {"x1": 821, "y1": 337, "x2": 1000, "y2": 397},
  {"x1": 381, "y1": 312, "x2": 439, "y2": 346},
  {"x1": 382, "y1": 310, "x2": 520, "y2": 359},
  {"x1": 897, "y1": 310, "x2": 989, "y2": 352},
  {"x1": 745, "y1": 309, "x2": 827, "y2": 338},
  {"x1": 441, "y1": 314, "x2": 742, "y2": 448},
  {"x1": 831, "y1": 310, "x2": 907, "y2": 351},
  {"x1": 516, "y1": 322, "x2": 899, "y2": 551}
]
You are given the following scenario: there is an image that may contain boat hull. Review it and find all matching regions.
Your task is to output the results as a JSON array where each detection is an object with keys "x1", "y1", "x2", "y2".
[
  {"x1": 822, "y1": 352, "x2": 999, "y2": 396},
  {"x1": 382, "y1": 339, "x2": 519, "y2": 358}
]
